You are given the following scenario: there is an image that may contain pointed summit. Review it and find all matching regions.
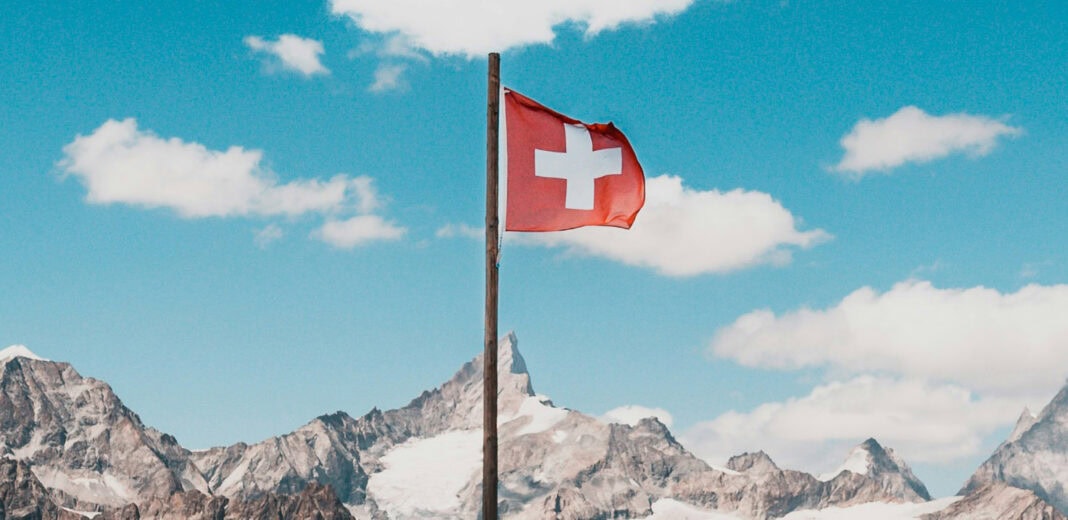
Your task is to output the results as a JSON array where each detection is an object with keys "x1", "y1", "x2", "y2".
[
  {"x1": 499, "y1": 331, "x2": 528, "y2": 375},
  {"x1": 1008, "y1": 407, "x2": 1039, "y2": 444},
  {"x1": 961, "y1": 380, "x2": 1068, "y2": 513},
  {"x1": 496, "y1": 331, "x2": 534, "y2": 398},
  {"x1": 0, "y1": 344, "x2": 46, "y2": 363},
  {"x1": 820, "y1": 438, "x2": 930, "y2": 501}
]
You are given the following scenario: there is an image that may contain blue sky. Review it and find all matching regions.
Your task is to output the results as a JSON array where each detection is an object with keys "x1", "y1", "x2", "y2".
[{"x1": 2, "y1": 0, "x2": 1066, "y2": 497}]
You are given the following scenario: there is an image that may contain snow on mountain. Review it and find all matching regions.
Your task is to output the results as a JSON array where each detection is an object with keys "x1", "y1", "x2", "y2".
[
  {"x1": 961, "y1": 381, "x2": 1068, "y2": 515},
  {"x1": 780, "y1": 497, "x2": 960, "y2": 520},
  {"x1": 507, "y1": 394, "x2": 570, "y2": 435},
  {"x1": 365, "y1": 430, "x2": 481, "y2": 518},
  {"x1": 192, "y1": 334, "x2": 933, "y2": 519},
  {"x1": 819, "y1": 445, "x2": 870, "y2": 480},
  {"x1": 644, "y1": 498, "x2": 743, "y2": 519},
  {"x1": 0, "y1": 344, "x2": 46, "y2": 362}
]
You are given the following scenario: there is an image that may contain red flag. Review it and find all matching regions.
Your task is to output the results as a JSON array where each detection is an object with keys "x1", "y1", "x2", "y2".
[{"x1": 502, "y1": 88, "x2": 645, "y2": 232}]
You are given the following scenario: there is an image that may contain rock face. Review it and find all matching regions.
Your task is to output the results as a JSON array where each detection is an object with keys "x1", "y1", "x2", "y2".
[
  {"x1": 95, "y1": 484, "x2": 355, "y2": 520},
  {"x1": 0, "y1": 350, "x2": 207, "y2": 510},
  {"x1": 925, "y1": 482, "x2": 1067, "y2": 520},
  {"x1": 225, "y1": 482, "x2": 355, "y2": 520},
  {"x1": 0, "y1": 338, "x2": 938, "y2": 519},
  {"x1": 961, "y1": 383, "x2": 1068, "y2": 514},
  {"x1": 190, "y1": 414, "x2": 369, "y2": 505},
  {"x1": 0, "y1": 458, "x2": 84, "y2": 520},
  {"x1": 819, "y1": 438, "x2": 931, "y2": 502}
]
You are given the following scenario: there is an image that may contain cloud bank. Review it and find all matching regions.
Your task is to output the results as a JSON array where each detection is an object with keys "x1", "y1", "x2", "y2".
[
  {"x1": 710, "y1": 280, "x2": 1068, "y2": 397},
  {"x1": 684, "y1": 279, "x2": 1068, "y2": 475},
  {"x1": 513, "y1": 175, "x2": 830, "y2": 276},
  {"x1": 681, "y1": 376, "x2": 1018, "y2": 473},
  {"x1": 834, "y1": 106, "x2": 1021, "y2": 176},
  {"x1": 330, "y1": 0, "x2": 695, "y2": 57}
]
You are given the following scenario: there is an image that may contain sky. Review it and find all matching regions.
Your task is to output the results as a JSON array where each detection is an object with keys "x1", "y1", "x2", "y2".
[{"x1": 2, "y1": 0, "x2": 1066, "y2": 498}]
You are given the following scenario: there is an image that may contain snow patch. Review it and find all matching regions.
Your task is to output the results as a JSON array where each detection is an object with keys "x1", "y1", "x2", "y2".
[
  {"x1": 818, "y1": 446, "x2": 870, "y2": 481},
  {"x1": 62, "y1": 507, "x2": 101, "y2": 519},
  {"x1": 367, "y1": 430, "x2": 481, "y2": 518},
  {"x1": 509, "y1": 395, "x2": 569, "y2": 436},
  {"x1": 345, "y1": 502, "x2": 375, "y2": 519},
  {"x1": 644, "y1": 499, "x2": 741, "y2": 519},
  {"x1": 33, "y1": 466, "x2": 137, "y2": 507},
  {"x1": 216, "y1": 458, "x2": 252, "y2": 496},
  {"x1": 779, "y1": 497, "x2": 961, "y2": 519},
  {"x1": 0, "y1": 344, "x2": 46, "y2": 362}
]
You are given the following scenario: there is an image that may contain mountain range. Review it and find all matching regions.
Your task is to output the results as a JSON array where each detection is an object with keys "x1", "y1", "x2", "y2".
[{"x1": 1, "y1": 335, "x2": 1066, "y2": 519}]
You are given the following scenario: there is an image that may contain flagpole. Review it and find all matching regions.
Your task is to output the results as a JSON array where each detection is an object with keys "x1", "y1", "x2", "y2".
[{"x1": 483, "y1": 51, "x2": 501, "y2": 520}]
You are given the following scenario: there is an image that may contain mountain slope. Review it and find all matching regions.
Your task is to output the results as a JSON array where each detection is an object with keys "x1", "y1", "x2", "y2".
[
  {"x1": 0, "y1": 349, "x2": 207, "y2": 510},
  {"x1": 961, "y1": 382, "x2": 1068, "y2": 514},
  {"x1": 818, "y1": 438, "x2": 930, "y2": 502},
  {"x1": 926, "y1": 482, "x2": 1066, "y2": 520}
]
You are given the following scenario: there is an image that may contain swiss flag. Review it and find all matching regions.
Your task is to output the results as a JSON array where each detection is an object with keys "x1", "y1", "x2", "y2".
[{"x1": 502, "y1": 88, "x2": 645, "y2": 232}]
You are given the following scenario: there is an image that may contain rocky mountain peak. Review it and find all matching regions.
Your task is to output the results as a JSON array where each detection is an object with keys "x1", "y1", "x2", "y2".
[
  {"x1": 819, "y1": 438, "x2": 931, "y2": 501},
  {"x1": 435, "y1": 332, "x2": 535, "y2": 420},
  {"x1": 499, "y1": 331, "x2": 528, "y2": 375},
  {"x1": 0, "y1": 353, "x2": 207, "y2": 510},
  {"x1": 1007, "y1": 407, "x2": 1039, "y2": 444},
  {"x1": 860, "y1": 438, "x2": 899, "y2": 472},
  {"x1": 961, "y1": 379, "x2": 1068, "y2": 514},
  {"x1": 726, "y1": 451, "x2": 780, "y2": 474}
]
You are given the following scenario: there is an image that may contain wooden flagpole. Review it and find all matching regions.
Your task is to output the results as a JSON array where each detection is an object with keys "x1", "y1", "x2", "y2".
[{"x1": 483, "y1": 51, "x2": 501, "y2": 520}]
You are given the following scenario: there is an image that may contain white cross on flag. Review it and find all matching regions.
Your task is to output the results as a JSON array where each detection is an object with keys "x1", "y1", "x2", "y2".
[{"x1": 502, "y1": 88, "x2": 645, "y2": 232}]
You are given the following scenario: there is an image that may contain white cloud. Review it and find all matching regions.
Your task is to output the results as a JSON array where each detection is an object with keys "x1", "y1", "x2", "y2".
[
  {"x1": 370, "y1": 63, "x2": 408, "y2": 92},
  {"x1": 315, "y1": 215, "x2": 406, "y2": 249},
  {"x1": 254, "y1": 224, "x2": 284, "y2": 248},
  {"x1": 436, "y1": 223, "x2": 483, "y2": 239},
  {"x1": 680, "y1": 376, "x2": 1019, "y2": 473},
  {"x1": 329, "y1": 0, "x2": 696, "y2": 57},
  {"x1": 709, "y1": 280, "x2": 1068, "y2": 397},
  {"x1": 601, "y1": 405, "x2": 674, "y2": 428},
  {"x1": 834, "y1": 106, "x2": 1021, "y2": 176},
  {"x1": 60, "y1": 119, "x2": 367, "y2": 219},
  {"x1": 245, "y1": 34, "x2": 330, "y2": 77},
  {"x1": 511, "y1": 175, "x2": 830, "y2": 277},
  {"x1": 349, "y1": 176, "x2": 382, "y2": 214},
  {"x1": 61, "y1": 119, "x2": 407, "y2": 249}
]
